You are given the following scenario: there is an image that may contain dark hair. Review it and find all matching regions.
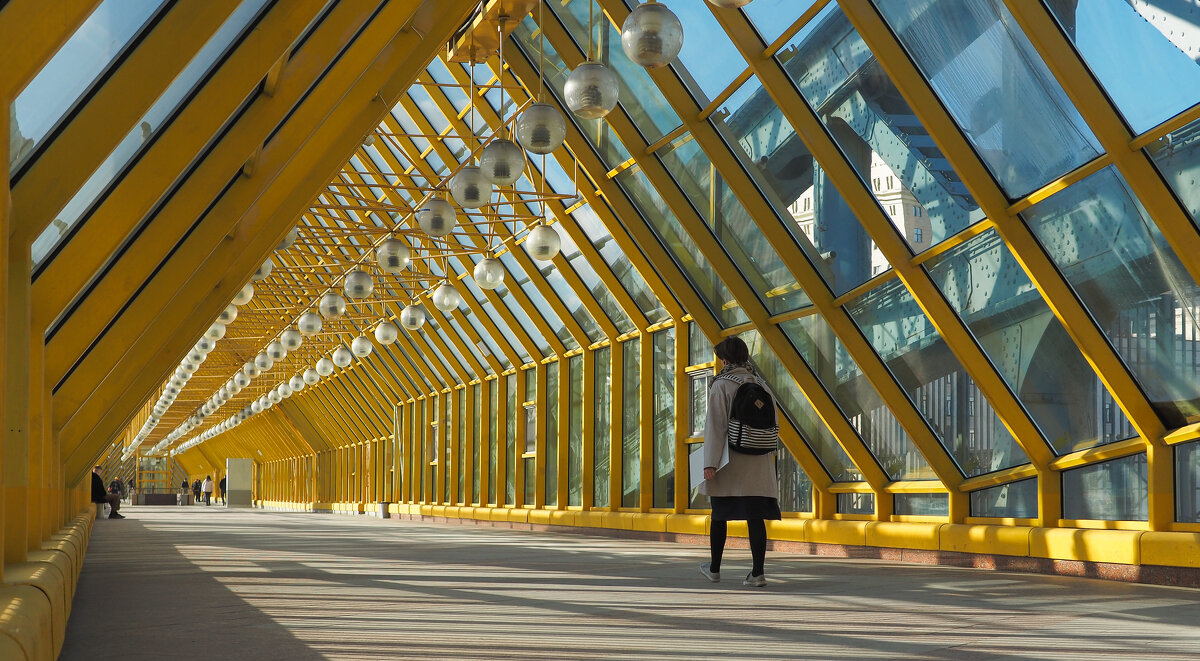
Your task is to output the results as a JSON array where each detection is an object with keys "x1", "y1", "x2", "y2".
[{"x1": 714, "y1": 337, "x2": 750, "y2": 365}]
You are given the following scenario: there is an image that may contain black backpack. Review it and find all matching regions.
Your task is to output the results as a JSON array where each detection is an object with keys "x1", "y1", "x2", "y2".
[{"x1": 718, "y1": 373, "x2": 779, "y2": 455}]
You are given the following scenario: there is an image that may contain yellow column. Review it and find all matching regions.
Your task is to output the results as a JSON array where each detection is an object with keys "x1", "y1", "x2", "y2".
[
  {"x1": 5, "y1": 224, "x2": 31, "y2": 566},
  {"x1": 0, "y1": 98, "x2": 7, "y2": 576}
]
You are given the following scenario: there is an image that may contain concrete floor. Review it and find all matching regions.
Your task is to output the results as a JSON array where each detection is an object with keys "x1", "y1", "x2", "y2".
[{"x1": 61, "y1": 506, "x2": 1200, "y2": 660}]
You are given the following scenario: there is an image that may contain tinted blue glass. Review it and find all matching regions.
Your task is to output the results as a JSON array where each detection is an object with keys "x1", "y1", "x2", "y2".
[
  {"x1": 1062, "y1": 454, "x2": 1148, "y2": 521},
  {"x1": 1048, "y1": 0, "x2": 1200, "y2": 134},
  {"x1": 742, "y1": 0, "x2": 817, "y2": 45},
  {"x1": 969, "y1": 479, "x2": 1037, "y2": 518},
  {"x1": 648, "y1": 0, "x2": 747, "y2": 105}
]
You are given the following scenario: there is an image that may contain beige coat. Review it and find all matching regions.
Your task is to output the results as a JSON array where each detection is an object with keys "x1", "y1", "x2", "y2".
[{"x1": 699, "y1": 366, "x2": 779, "y2": 499}]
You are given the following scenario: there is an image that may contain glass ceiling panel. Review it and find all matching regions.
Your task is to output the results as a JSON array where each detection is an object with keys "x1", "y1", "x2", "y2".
[
  {"x1": 428, "y1": 322, "x2": 472, "y2": 380},
  {"x1": 460, "y1": 304, "x2": 511, "y2": 370},
  {"x1": 743, "y1": 0, "x2": 817, "y2": 46},
  {"x1": 1045, "y1": 0, "x2": 1200, "y2": 135},
  {"x1": 454, "y1": 259, "x2": 536, "y2": 363},
  {"x1": 30, "y1": 0, "x2": 270, "y2": 270},
  {"x1": 382, "y1": 343, "x2": 433, "y2": 390},
  {"x1": 571, "y1": 199, "x2": 669, "y2": 325},
  {"x1": 494, "y1": 249, "x2": 575, "y2": 351},
  {"x1": 414, "y1": 327, "x2": 455, "y2": 386},
  {"x1": 875, "y1": 0, "x2": 1103, "y2": 199},
  {"x1": 632, "y1": 0, "x2": 746, "y2": 107},
  {"x1": 444, "y1": 314, "x2": 492, "y2": 374},
  {"x1": 520, "y1": 227, "x2": 603, "y2": 342},
  {"x1": 12, "y1": 0, "x2": 169, "y2": 174}
]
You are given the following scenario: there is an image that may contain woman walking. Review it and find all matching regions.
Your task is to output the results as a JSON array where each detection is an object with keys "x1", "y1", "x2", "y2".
[
  {"x1": 202, "y1": 475, "x2": 214, "y2": 506},
  {"x1": 699, "y1": 337, "x2": 781, "y2": 587}
]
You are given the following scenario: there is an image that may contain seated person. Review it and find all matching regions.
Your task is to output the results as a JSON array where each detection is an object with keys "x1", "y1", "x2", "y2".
[{"x1": 92, "y1": 466, "x2": 124, "y2": 519}]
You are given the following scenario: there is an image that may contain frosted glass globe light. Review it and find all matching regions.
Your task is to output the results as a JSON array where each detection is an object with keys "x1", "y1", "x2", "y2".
[
  {"x1": 268, "y1": 389, "x2": 282, "y2": 404},
  {"x1": 343, "y1": 269, "x2": 374, "y2": 299},
  {"x1": 351, "y1": 335, "x2": 373, "y2": 358},
  {"x1": 417, "y1": 198, "x2": 457, "y2": 238},
  {"x1": 251, "y1": 400, "x2": 263, "y2": 414},
  {"x1": 432, "y1": 282, "x2": 462, "y2": 312},
  {"x1": 319, "y1": 293, "x2": 346, "y2": 319},
  {"x1": 316, "y1": 358, "x2": 335, "y2": 377},
  {"x1": 297, "y1": 312, "x2": 323, "y2": 336},
  {"x1": 233, "y1": 283, "x2": 254, "y2": 305},
  {"x1": 473, "y1": 257, "x2": 505, "y2": 290},
  {"x1": 526, "y1": 224, "x2": 562, "y2": 261},
  {"x1": 290, "y1": 375, "x2": 305, "y2": 391},
  {"x1": 479, "y1": 138, "x2": 525, "y2": 186},
  {"x1": 279, "y1": 383, "x2": 293, "y2": 398},
  {"x1": 565, "y1": 62, "x2": 619, "y2": 119},
  {"x1": 516, "y1": 103, "x2": 566, "y2": 154},
  {"x1": 280, "y1": 329, "x2": 303, "y2": 351},
  {"x1": 277, "y1": 226, "x2": 299, "y2": 251},
  {"x1": 332, "y1": 346, "x2": 353, "y2": 368},
  {"x1": 187, "y1": 349, "x2": 206, "y2": 365},
  {"x1": 195, "y1": 337, "x2": 215, "y2": 354},
  {"x1": 303, "y1": 368, "x2": 320, "y2": 385},
  {"x1": 374, "y1": 320, "x2": 399, "y2": 345},
  {"x1": 707, "y1": 0, "x2": 752, "y2": 7},
  {"x1": 243, "y1": 361, "x2": 260, "y2": 378},
  {"x1": 399, "y1": 304, "x2": 426, "y2": 331},
  {"x1": 252, "y1": 258, "x2": 273, "y2": 281},
  {"x1": 205, "y1": 321, "x2": 226, "y2": 341},
  {"x1": 254, "y1": 351, "x2": 274, "y2": 371},
  {"x1": 621, "y1": 1, "x2": 684, "y2": 69},
  {"x1": 266, "y1": 341, "x2": 287, "y2": 361},
  {"x1": 450, "y1": 166, "x2": 492, "y2": 208},
  {"x1": 233, "y1": 371, "x2": 250, "y2": 388},
  {"x1": 218, "y1": 304, "x2": 238, "y2": 324},
  {"x1": 376, "y1": 239, "x2": 410, "y2": 274}
]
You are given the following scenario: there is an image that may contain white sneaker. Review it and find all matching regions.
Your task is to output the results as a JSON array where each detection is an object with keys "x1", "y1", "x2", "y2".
[
  {"x1": 743, "y1": 572, "x2": 766, "y2": 587},
  {"x1": 699, "y1": 562, "x2": 720, "y2": 583}
]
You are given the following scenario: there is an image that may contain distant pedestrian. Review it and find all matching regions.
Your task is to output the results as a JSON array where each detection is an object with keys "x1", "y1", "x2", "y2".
[
  {"x1": 92, "y1": 466, "x2": 124, "y2": 519},
  {"x1": 202, "y1": 476, "x2": 214, "y2": 506},
  {"x1": 698, "y1": 337, "x2": 780, "y2": 588},
  {"x1": 192, "y1": 479, "x2": 202, "y2": 504},
  {"x1": 218, "y1": 476, "x2": 227, "y2": 505}
]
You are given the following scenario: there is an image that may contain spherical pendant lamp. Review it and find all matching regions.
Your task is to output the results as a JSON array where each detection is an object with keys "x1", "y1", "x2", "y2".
[
  {"x1": 332, "y1": 346, "x2": 353, "y2": 368},
  {"x1": 621, "y1": 1, "x2": 684, "y2": 69},
  {"x1": 374, "y1": 320, "x2": 399, "y2": 345},
  {"x1": 416, "y1": 199, "x2": 457, "y2": 238},
  {"x1": 251, "y1": 399, "x2": 263, "y2": 414},
  {"x1": 315, "y1": 358, "x2": 335, "y2": 377},
  {"x1": 319, "y1": 293, "x2": 346, "y2": 319},
  {"x1": 343, "y1": 269, "x2": 374, "y2": 299},
  {"x1": 450, "y1": 166, "x2": 493, "y2": 208},
  {"x1": 526, "y1": 224, "x2": 562, "y2": 261},
  {"x1": 233, "y1": 283, "x2": 254, "y2": 306},
  {"x1": 289, "y1": 375, "x2": 305, "y2": 391},
  {"x1": 376, "y1": 239, "x2": 411, "y2": 274},
  {"x1": 195, "y1": 337, "x2": 215, "y2": 355},
  {"x1": 280, "y1": 329, "x2": 303, "y2": 351},
  {"x1": 303, "y1": 368, "x2": 320, "y2": 385},
  {"x1": 473, "y1": 257, "x2": 505, "y2": 290},
  {"x1": 565, "y1": 62, "x2": 619, "y2": 119},
  {"x1": 254, "y1": 351, "x2": 274, "y2": 371},
  {"x1": 277, "y1": 226, "x2": 299, "y2": 251},
  {"x1": 479, "y1": 138, "x2": 525, "y2": 186},
  {"x1": 252, "y1": 258, "x2": 273, "y2": 281},
  {"x1": 432, "y1": 282, "x2": 462, "y2": 312},
  {"x1": 278, "y1": 383, "x2": 293, "y2": 399},
  {"x1": 218, "y1": 304, "x2": 238, "y2": 324},
  {"x1": 399, "y1": 304, "x2": 426, "y2": 331},
  {"x1": 351, "y1": 335, "x2": 373, "y2": 358},
  {"x1": 516, "y1": 103, "x2": 567, "y2": 154},
  {"x1": 243, "y1": 362, "x2": 260, "y2": 378},
  {"x1": 187, "y1": 349, "x2": 207, "y2": 365},
  {"x1": 266, "y1": 341, "x2": 287, "y2": 362},
  {"x1": 297, "y1": 312, "x2": 323, "y2": 336},
  {"x1": 233, "y1": 371, "x2": 250, "y2": 388},
  {"x1": 205, "y1": 321, "x2": 226, "y2": 341}
]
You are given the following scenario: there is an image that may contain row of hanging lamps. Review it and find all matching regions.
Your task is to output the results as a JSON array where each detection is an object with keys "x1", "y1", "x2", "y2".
[
  {"x1": 621, "y1": 0, "x2": 683, "y2": 69},
  {"x1": 516, "y1": 104, "x2": 566, "y2": 155},
  {"x1": 298, "y1": 311, "x2": 322, "y2": 336},
  {"x1": 351, "y1": 335, "x2": 374, "y2": 358},
  {"x1": 232, "y1": 282, "x2": 254, "y2": 305},
  {"x1": 452, "y1": 59, "x2": 494, "y2": 208},
  {"x1": 218, "y1": 304, "x2": 238, "y2": 324},
  {"x1": 480, "y1": 14, "x2": 528, "y2": 187},
  {"x1": 332, "y1": 346, "x2": 353, "y2": 368}
]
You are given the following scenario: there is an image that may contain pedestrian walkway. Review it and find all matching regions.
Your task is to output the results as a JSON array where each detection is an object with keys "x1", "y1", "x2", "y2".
[{"x1": 62, "y1": 507, "x2": 1200, "y2": 660}]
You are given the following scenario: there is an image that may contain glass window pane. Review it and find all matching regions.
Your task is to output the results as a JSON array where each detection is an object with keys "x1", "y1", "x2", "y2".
[
  {"x1": 1047, "y1": 0, "x2": 1200, "y2": 134},
  {"x1": 894, "y1": 492, "x2": 948, "y2": 516},
  {"x1": 781, "y1": 315, "x2": 937, "y2": 481},
  {"x1": 571, "y1": 201, "x2": 669, "y2": 323},
  {"x1": 11, "y1": 0, "x2": 168, "y2": 172},
  {"x1": 1022, "y1": 166, "x2": 1200, "y2": 428},
  {"x1": 652, "y1": 329, "x2": 675, "y2": 509},
  {"x1": 31, "y1": 0, "x2": 270, "y2": 268},
  {"x1": 522, "y1": 227, "x2": 604, "y2": 342},
  {"x1": 1177, "y1": 440, "x2": 1200, "y2": 523},
  {"x1": 568, "y1": 354, "x2": 584, "y2": 507},
  {"x1": 495, "y1": 248, "x2": 577, "y2": 351},
  {"x1": 489, "y1": 378, "x2": 498, "y2": 505},
  {"x1": 659, "y1": 132, "x2": 811, "y2": 313},
  {"x1": 875, "y1": 0, "x2": 1102, "y2": 198},
  {"x1": 925, "y1": 229, "x2": 1136, "y2": 453},
  {"x1": 1062, "y1": 454, "x2": 1148, "y2": 521},
  {"x1": 506, "y1": 374, "x2": 517, "y2": 504},
  {"x1": 846, "y1": 277, "x2": 1029, "y2": 477},
  {"x1": 621, "y1": 338, "x2": 641, "y2": 507},
  {"x1": 837, "y1": 492, "x2": 875, "y2": 514},
  {"x1": 743, "y1": 0, "x2": 817, "y2": 46},
  {"x1": 969, "y1": 478, "x2": 1038, "y2": 519},
  {"x1": 687, "y1": 443, "x2": 708, "y2": 509},
  {"x1": 651, "y1": 1, "x2": 746, "y2": 106},
  {"x1": 594, "y1": 346, "x2": 612, "y2": 508},
  {"x1": 777, "y1": 450, "x2": 813, "y2": 513},
  {"x1": 546, "y1": 363, "x2": 559, "y2": 507},
  {"x1": 739, "y1": 329, "x2": 862, "y2": 482},
  {"x1": 688, "y1": 321, "x2": 714, "y2": 366},
  {"x1": 778, "y1": 4, "x2": 985, "y2": 263}
]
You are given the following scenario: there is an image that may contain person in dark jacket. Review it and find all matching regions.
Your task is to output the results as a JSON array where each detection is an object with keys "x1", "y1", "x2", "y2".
[
  {"x1": 92, "y1": 466, "x2": 124, "y2": 519},
  {"x1": 192, "y1": 478, "x2": 202, "y2": 504},
  {"x1": 218, "y1": 476, "x2": 227, "y2": 505}
]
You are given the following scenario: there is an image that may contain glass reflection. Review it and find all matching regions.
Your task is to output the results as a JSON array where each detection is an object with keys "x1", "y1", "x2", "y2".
[
  {"x1": 1022, "y1": 166, "x2": 1200, "y2": 427},
  {"x1": 1047, "y1": 0, "x2": 1200, "y2": 135},
  {"x1": 652, "y1": 329, "x2": 675, "y2": 509},
  {"x1": 969, "y1": 478, "x2": 1037, "y2": 519},
  {"x1": 781, "y1": 315, "x2": 938, "y2": 481},
  {"x1": 743, "y1": 0, "x2": 818, "y2": 46},
  {"x1": 926, "y1": 229, "x2": 1135, "y2": 453},
  {"x1": 568, "y1": 355, "x2": 584, "y2": 507},
  {"x1": 1177, "y1": 441, "x2": 1200, "y2": 523},
  {"x1": 874, "y1": 0, "x2": 1102, "y2": 198},
  {"x1": 546, "y1": 362, "x2": 559, "y2": 507},
  {"x1": 846, "y1": 277, "x2": 1030, "y2": 477},
  {"x1": 1062, "y1": 454, "x2": 1148, "y2": 521},
  {"x1": 622, "y1": 338, "x2": 641, "y2": 507},
  {"x1": 594, "y1": 346, "x2": 612, "y2": 508},
  {"x1": 777, "y1": 3, "x2": 984, "y2": 263}
]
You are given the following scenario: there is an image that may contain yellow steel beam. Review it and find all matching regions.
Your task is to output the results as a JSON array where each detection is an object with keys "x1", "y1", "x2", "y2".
[{"x1": 0, "y1": 0, "x2": 99, "y2": 98}]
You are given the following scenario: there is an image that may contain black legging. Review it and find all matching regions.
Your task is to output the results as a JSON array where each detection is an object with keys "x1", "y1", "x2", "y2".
[{"x1": 710, "y1": 519, "x2": 767, "y2": 577}]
